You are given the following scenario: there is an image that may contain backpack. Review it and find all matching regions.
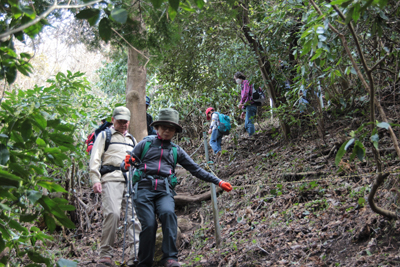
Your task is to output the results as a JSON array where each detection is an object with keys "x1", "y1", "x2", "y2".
[
  {"x1": 85, "y1": 122, "x2": 134, "y2": 154},
  {"x1": 215, "y1": 112, "x2": 231, "y2": 135},
  {"x1": 132, "y1": 136, "x2": 178, "y2": 188},
  {"x1": 250, "y1": 84, "x2": 266, "y2": 104}
]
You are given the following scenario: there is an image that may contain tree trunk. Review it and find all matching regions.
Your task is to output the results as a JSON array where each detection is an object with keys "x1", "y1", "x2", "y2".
[{"x1": 126, "y1": 47, "x2": 147, "y2": 142}]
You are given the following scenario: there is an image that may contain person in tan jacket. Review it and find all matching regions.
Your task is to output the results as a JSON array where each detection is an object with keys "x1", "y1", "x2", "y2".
[{"x1": 90, "y1": 106, "x2": 141, "y2": 267}]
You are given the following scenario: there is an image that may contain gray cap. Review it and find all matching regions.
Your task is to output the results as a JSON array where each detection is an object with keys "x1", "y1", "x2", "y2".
[{"x1": 112, "y1": 106, "x2": 131, "y2": 121}]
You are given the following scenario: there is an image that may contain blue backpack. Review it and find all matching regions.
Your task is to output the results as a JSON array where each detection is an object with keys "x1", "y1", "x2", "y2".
[{"x1": 215, "y1": 112, "x2": 231, "y2": 135}]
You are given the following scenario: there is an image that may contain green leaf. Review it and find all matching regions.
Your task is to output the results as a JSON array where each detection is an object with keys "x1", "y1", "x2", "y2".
[
  {"x1": 330, "y1": 0, "x2": 351, "y2": 4},
  {"x1": 9, "y1": 219, "x2": 28, "y2": 234},
  {"x1": 38, "y1": 196, "x2": 75, "y2": 229},
  {"x1": 37, "y1": 181, "x2": 67, "y2": 193},
  {"x1": 0, "y1": 144, "x2": 10, "y2": 165},
  {"x1": 76, "y1": 9, "x2": 100, "y2": 23},
  {"x1": 358, "y1": 197, "x2": 365, "y2": 206},
  {"x1": 0, "y1": 233, "x2": 5, "y2": 254},
  {"x1": 335, "y1": 141, "x2": 347, "y2": 166},
  {"x1": 20, "y1": 121, "x2": 32, "y2": 141},
  {"x1": 310, "y1": 48, "x2": 323, "y2": 61},
  {"x1": 352, "y1": 3, "x2": 360, "y2": 23},
  {"x1": 43, "y1": 213, "x2": 56, "y2": 233},
  {"x1": 169, "y1": 0, "x2": 179, "y2": 11},
  {"x1": 32, "y1": 113, "x2": 47, "y2": 130},
  {"x1": 345, "y1": 6, "x2": 354, "y2": 24},
  {"x1": 194, "y1": 0, "x2": 204, "y2": 8},
  {"x1": 24, "y1": 20, "x2": 42, "y2": 38},
  {"x1": 111, "y1": 8, "x2": 127, "y2": 24},
  {"x1": 0, "y1": 169, "x2": 22, "y2": 187},
  {"x1": 354, "y1": 141, "x2": 365, "y2": 161},
  {"x1": 57, "y1": 258, "x2": 78, "y2": 267},
  {"x1": 27, "y1": 250, "x2": 50, "y2": 264},
  {"x1": 6, "y1": 65, "x2": 17, "y2": 84},
  {"x1": 377, "y1": 121, "x2": 390, "y2": 129},
  {"x1": 150, "y1": 0, "x2": 163, "y2": 8},
  {"x1": 168, "y1": 5, "x2": 177, "y2": 20},
  {"x1": 20, "y1": 212, "x2": 39, "y2": 223},
  {"x1": 36, "y1": 138, "x2": 46, "y2": 147},
  {"x1": 99, "y1": 18, "x2": 112, "y2": 42},
  {"x1": 370, "y1": 133, "x2": 379, "y2": 149},
  {"x1": 27, "y1": 190, "x2": 42, "y2": 204},
  {"x1": 48, "y1": 133, "x2": 74, "y2": 147}
]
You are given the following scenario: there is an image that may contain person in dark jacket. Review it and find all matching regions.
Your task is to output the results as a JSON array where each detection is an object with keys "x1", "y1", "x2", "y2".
[
  {"x1": 122, "y1": 108, "x2": 233, "y2": 267},
  {"x1": 146, "y1": 96, "x2": 157, "y2": 136}
]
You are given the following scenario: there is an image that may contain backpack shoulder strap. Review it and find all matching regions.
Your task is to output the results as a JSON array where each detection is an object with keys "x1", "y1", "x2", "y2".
[
  {"x1": 171, "y1": 145, "x2": 178, "y2": 168},
  {"x1": 104, "y1": 128, "x2": 112, "y2": 152},
  {"x1": 140, "y1": 136, "x2": 157, "y2": 160}
]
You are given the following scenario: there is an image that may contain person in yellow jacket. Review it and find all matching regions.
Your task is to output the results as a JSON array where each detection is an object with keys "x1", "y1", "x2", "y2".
[{"x1": 89, "y1": 106, "x2": 141, "y2": 267}]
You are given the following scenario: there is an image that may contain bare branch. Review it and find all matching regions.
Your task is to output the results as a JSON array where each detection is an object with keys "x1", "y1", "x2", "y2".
[{"x1": 0, "y1": 0, "x2": 102, "y2": 40}]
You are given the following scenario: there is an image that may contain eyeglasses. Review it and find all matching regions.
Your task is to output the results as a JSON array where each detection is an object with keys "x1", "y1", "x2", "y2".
[{"x1": 159, "y1": 125, "x2": 176, "y2": 132}]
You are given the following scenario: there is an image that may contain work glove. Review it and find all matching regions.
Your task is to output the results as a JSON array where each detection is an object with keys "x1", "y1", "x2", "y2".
[
  {"x1": 124, "y1": 155, "x2": 135, "y2": 170},
  {"x1": 218, "y1": 181, "x2": 233, "y2": 192}
]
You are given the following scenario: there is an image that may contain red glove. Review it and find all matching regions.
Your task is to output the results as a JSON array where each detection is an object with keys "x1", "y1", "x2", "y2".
[
  {"x1": 219, "y1": 181, "x2": 233, "y2": 192},
  {"x1": 124, "y1": 155, "x2": 135, "y2": 170}
]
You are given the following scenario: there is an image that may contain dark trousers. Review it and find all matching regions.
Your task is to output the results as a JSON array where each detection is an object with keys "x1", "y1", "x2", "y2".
[{"x1": 134, "y1": 188, "x2": 178, "y2": 267}]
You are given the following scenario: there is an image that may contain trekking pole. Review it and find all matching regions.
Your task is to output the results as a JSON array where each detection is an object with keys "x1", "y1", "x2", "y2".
[
  {"x1": 203, "y1": 132, "x2": 222, "y2": 247},
  {"x1": 129, "y1": 164, "x2": 139, "y2": 265},
  {"x1": 122, "y1": 171, "x2": 130, "y2": 264}
]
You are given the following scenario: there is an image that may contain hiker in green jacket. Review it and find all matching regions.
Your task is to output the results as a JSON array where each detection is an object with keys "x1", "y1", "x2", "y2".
[{"x1": 122, "y1": 108, "x2": 233, "y2": 267}]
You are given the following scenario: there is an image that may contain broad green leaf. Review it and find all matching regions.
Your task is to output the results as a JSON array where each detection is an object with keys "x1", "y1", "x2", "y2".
[
  {"x1": 354, "y1": 141, "x2": 365, "y2": 161},
  {"x1": 57, "y1": 259, "x2": 78, "y2": 267},
  {"x1": 194, "y1": 0, "x2": 204, "y2": 8},
  {"x1": 316, "y1": 26, "x2": 324, "y2": 34},
  {"x1": 24, "y1": 20, "x2": 42, "y2": 38},
  {"x1": 358, "y1": 197, "x2": 366, "y2": 206},
  {"x1": 0, "y1": 234, "x2": 5, "y2": 254},
  {"x1": 377, "y1": 121, "x2": 389, "y2": 129},
  {"x1": 37, "y1": 181, "x2": 67, "y2": 193},
  {"x1": 76, "y1": 9, "x2": 100, "y2": 21},
  {"x1": 345, "y1": 6, "x2": 354, "y2": 24},
  {"x1": 335, "y1": 141, "x2": 347, "y2": 166},
  {"x1": 6, "y1": 65, "x2": 17, "y2": 84},
  {"x1": 344, "y1": 138, "x2": 354, "y2": 151},
  {"x1": 27, "y1": 250, "x2": 50, "y2": 264},
  {"x1": 150, "y1": 0, "x2": 163, "y2": 8},
  {"x1": 32, "y1": 113, "x2": 47, "y2": 130},
  {"x1": 0, "y1": 203, "x2": 10, "y2": 211},
  {"x1": 38, "y1": 196, "x2": 75, "y2": 229},
  {"x1": 99, "y1": 18, "x2": 112, "y2": 42},
  {"x1": 27, "y1": 190, "x2": 42, "y2": 204},
  {"x1": 169, "y1": 0, "x2": 179, "y2": 11},
  {"x1": 168, "y1": 6, "x2": 177, "y2": 20},
  {"x1": 370, "y1": 133, "x2": 379, "y2": 149},
  {"x1": 352, "y1": 3, "x2": 360, "y2": 23},
  {"x1": 48, "y1": 133, "x2": 74, "y2": 147},
  {"x1": 9, "y1": 219, "x2": 28, "y2": 234},
  {"x1": 59, "y1": 205, "x2": 76, "y2": 211},
  {"x1": 111, "y1": 8, "x2": 127, "y2": 24},
  {"x1": 36, "y1": 138, "x2": 46, "y2": 147},
  {"x1": 54, "y1": 124, "x2": 75, "y2": 132},
  {"x1": 20, "y1": 212, "x2": 39, "y2": 223},
  {"x1": 0, "y1": 169, "x2": 22, "y2": 187},
  {"x1": 310, "y1": 49, "x2": 323, "y2": 61},
  {"x1": 43, "y1": 213, "x2": 56, "y2": 233},
  {"x1": 21, "y1": 121, "x2": 33, "y2": 141},
  {"x1": 0, "y1": 144, "x2": 10, "y2": 165},
  {"x1": 330, "y1": 0, "x2": 351, "y2": 5}
]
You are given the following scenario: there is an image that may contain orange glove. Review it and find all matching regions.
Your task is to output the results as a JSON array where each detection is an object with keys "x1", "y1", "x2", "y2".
[
  {"x1": 218, "y1": 181, "x2": 233, "y2": 192},
  {"x1": 124, "y1": 155, "x2": 135, "y2": 170}
]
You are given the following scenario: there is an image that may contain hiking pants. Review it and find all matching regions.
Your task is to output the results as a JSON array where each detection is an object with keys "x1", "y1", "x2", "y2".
[
  {"x1": 100, "y1": 182, "x2": 141, "y2": 260},
  {"x1": 210, "y1": 128, "x2": 223, "y2": 154},
  {"x1": 245, "y1": 105, "x2": 257, "y2": 136},
  {"x1": 134, "y1": 188, "x2": 178, "y2": 267}
]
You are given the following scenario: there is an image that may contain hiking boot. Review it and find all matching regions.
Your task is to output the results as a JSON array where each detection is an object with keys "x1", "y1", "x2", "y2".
[
  {"x1": 97, "y1": 257, "x2": 113, "y2": 267},
  {"x1": 127, "y1": 257, "x2": 138, "y2": 267},
  {"x1": 164, "y1": 259, "x2": 181, "y2": 267}
]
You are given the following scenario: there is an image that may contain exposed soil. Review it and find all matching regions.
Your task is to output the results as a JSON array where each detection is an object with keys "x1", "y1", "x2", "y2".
[{"x1": 59, "y1": 94, "x2": 400, "y2": 267}]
